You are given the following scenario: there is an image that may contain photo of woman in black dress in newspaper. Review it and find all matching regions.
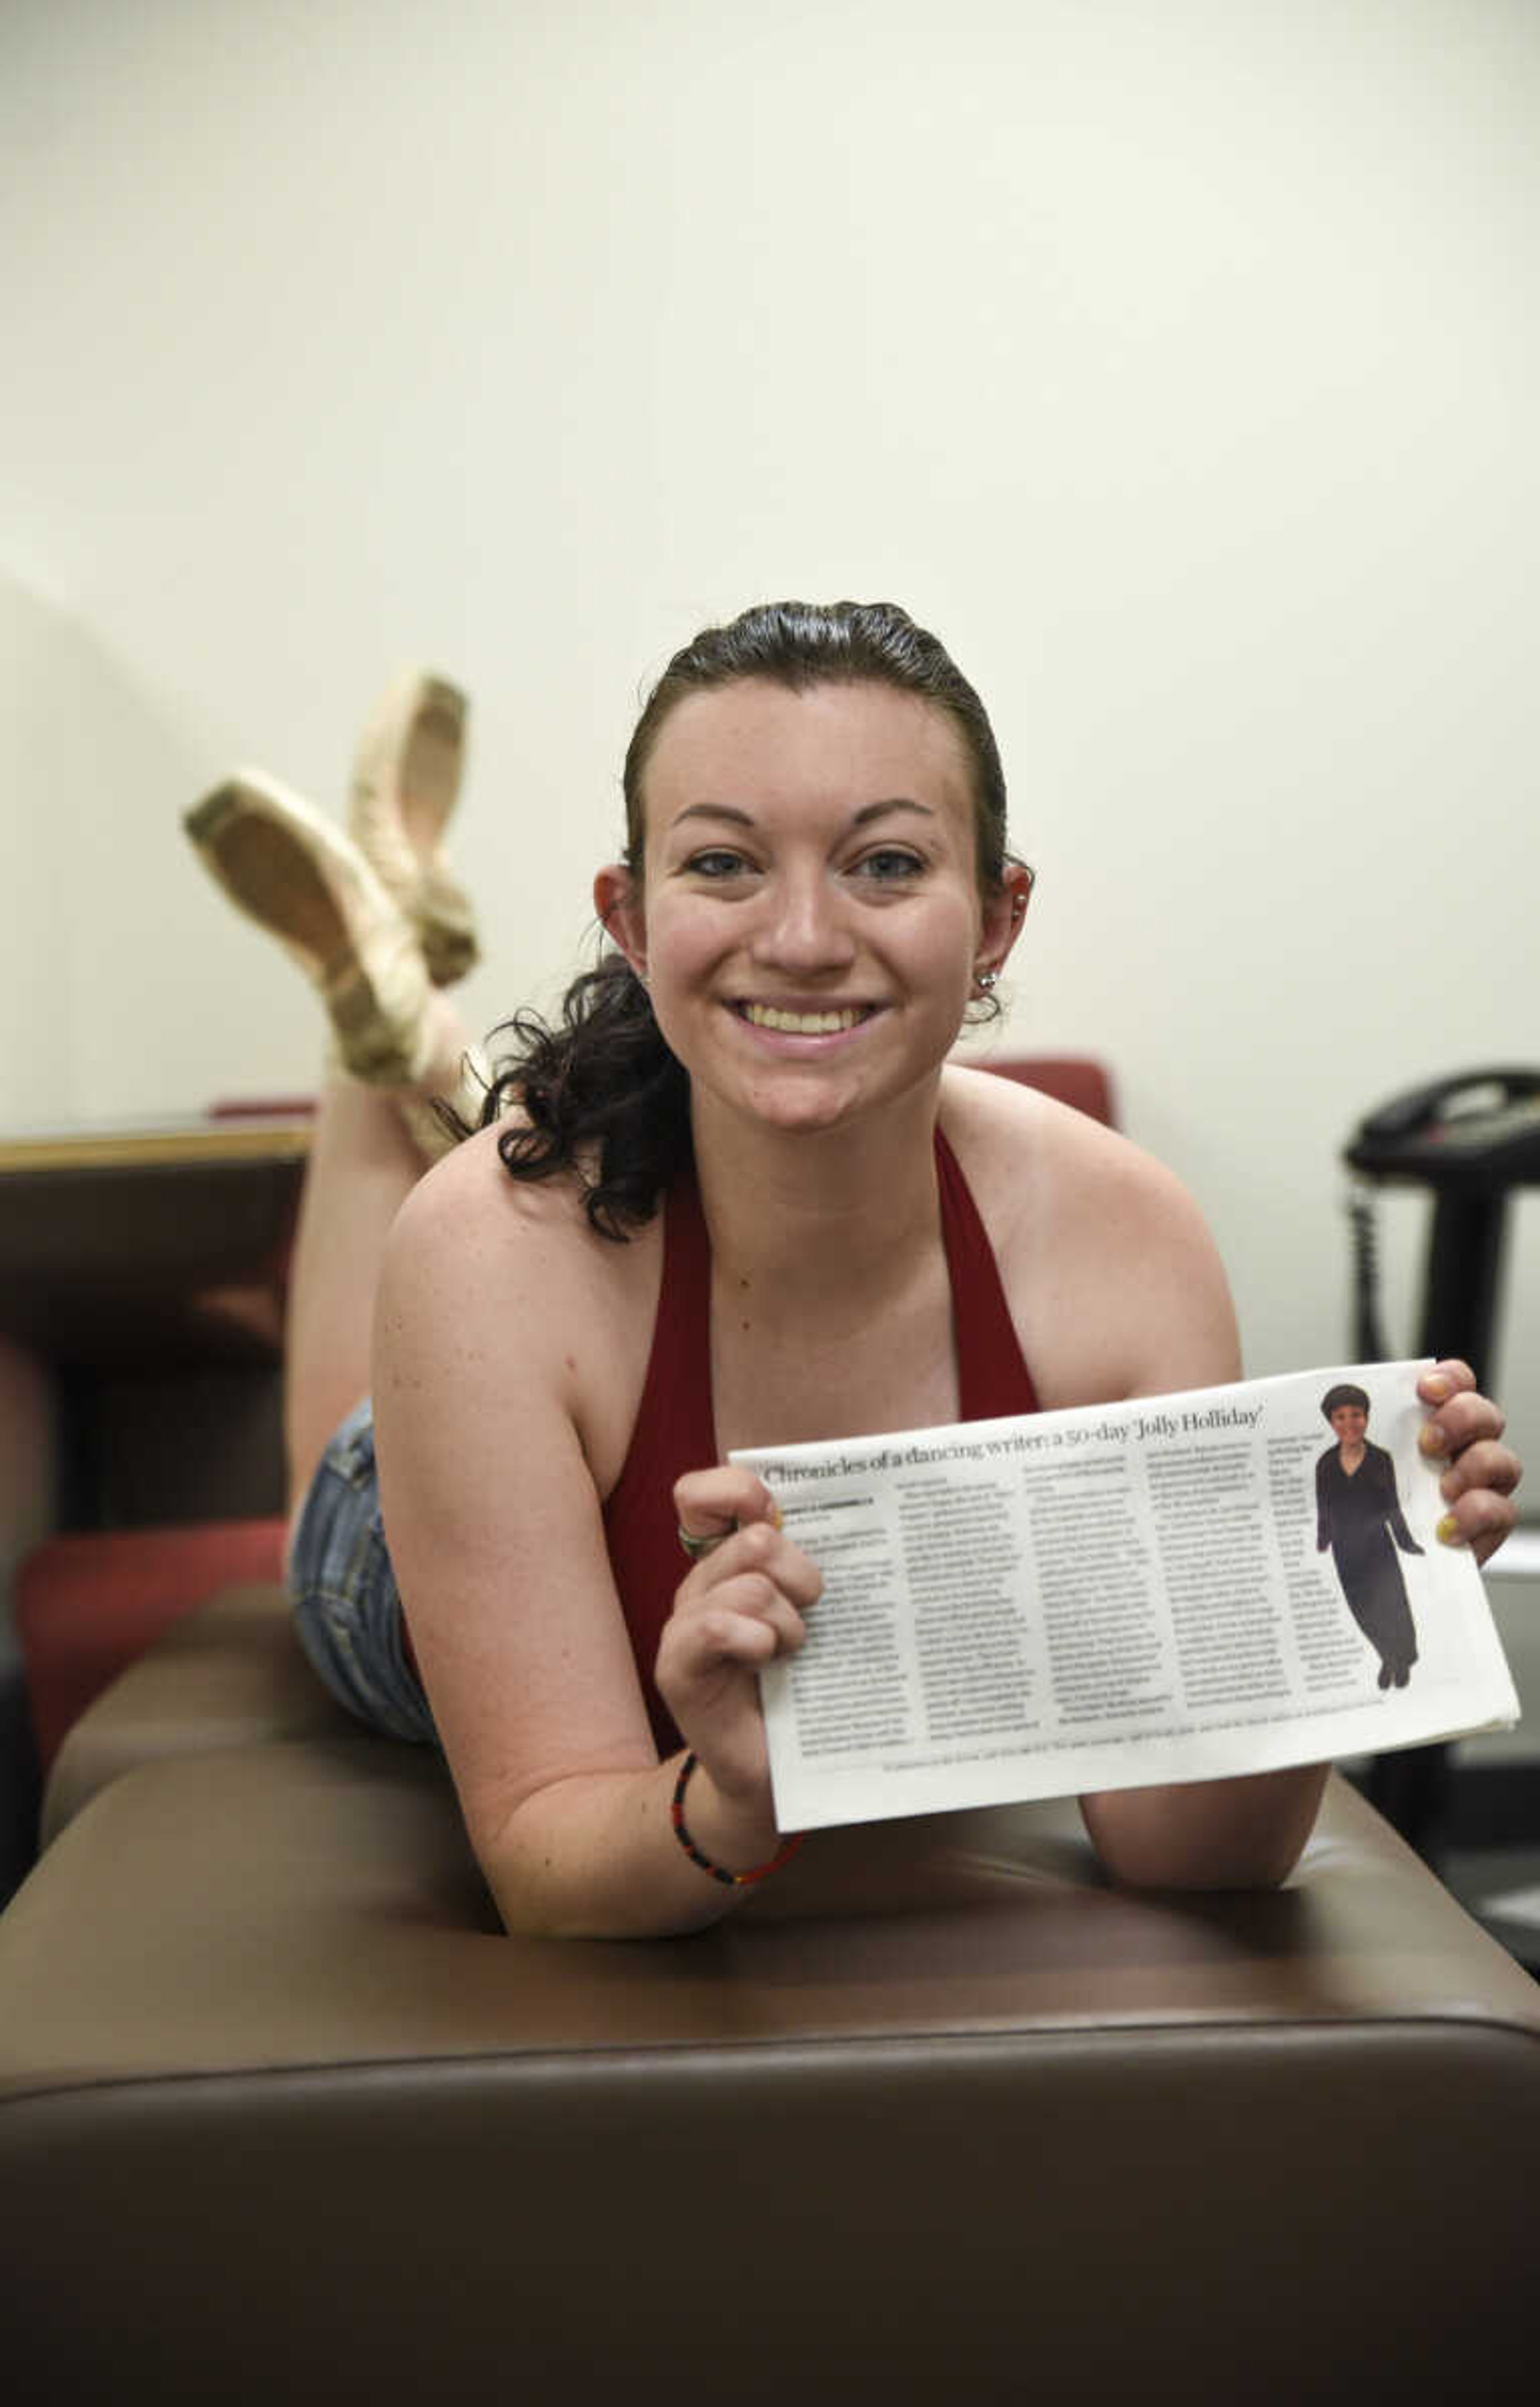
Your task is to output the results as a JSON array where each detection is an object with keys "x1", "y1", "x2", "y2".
[{"x1": 1315, "y1": 1383, "x2": 1425, "y2": 1690}]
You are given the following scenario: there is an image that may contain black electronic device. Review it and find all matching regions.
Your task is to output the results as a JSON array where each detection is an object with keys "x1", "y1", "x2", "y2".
[
  {"x1": 1344, "y1": 1066, "x2": 1540, "y2": 1378},
  {"x1": 1345, "y1": 1067, "x2": 1540, "y2": 1189}
]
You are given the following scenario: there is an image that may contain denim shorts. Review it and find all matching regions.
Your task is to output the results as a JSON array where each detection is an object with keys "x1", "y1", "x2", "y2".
[{"x1": 289, "y1": 1398, "x2": 439, "y2": 1746}]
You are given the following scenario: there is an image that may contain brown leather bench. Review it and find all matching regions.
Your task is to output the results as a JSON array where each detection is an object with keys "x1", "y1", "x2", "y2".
[{"x1": 2, "y1": 1583, "x2": 1538, "y2": 2402}]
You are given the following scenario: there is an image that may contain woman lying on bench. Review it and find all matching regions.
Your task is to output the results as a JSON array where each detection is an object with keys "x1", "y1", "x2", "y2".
[{"x1": 185, "y1": 600, "x2": 1522, "y2": 1936}]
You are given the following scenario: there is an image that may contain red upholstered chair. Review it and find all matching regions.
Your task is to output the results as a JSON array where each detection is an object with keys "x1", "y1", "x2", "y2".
[
  {"x1": 9, "y1": 1100, "x2": 310, "y2": 1776},
  {"x1": 985, "y1": 1054, "x2": 1117, "y2": 1128},
  {"x1": 15, "y1": 1518, "x2": 287, "y2": 1772}
]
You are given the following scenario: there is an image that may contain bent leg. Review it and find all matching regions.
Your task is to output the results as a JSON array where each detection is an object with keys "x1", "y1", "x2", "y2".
[
  {"x1": 283, "y1": 1078, "x2": 425, "y2": 1520},
  {"x1": 283, "y1": 991, "x2": 478, "y2": 1518}
]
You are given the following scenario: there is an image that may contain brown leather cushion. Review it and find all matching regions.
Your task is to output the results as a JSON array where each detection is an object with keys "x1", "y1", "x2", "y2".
[
  {"x1": 11, "y1": 1743, "x2": 1540, "y2": 2071},
  {"x1": 2, "y1": 1737, "x2": 1537, "y2": 2401},
  {"x1": 10, "y1": 1585, "x2": 1540, "y2": 2397},
  {"x1": 39, "y1": 1581, "x2": 348, "y2": 1843}
]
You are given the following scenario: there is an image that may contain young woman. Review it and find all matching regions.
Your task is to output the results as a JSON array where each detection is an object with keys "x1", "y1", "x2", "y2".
[{"x1": 187, "y1": 602, "x2": 1522, "y2": 1937}]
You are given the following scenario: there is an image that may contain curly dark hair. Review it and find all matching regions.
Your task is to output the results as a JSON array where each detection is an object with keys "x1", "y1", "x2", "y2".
[{"x1": 476, "y1": 599, "x2": 1016, "y2": 1238}]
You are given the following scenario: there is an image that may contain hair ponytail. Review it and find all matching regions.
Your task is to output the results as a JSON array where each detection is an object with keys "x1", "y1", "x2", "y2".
[{"x1": 473, "y1": 954, "x2": 690, "y2": 1240}]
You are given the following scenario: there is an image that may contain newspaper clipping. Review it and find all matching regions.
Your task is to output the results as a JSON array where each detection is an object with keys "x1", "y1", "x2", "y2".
[{"x1": 733, "y1": 1360, "x2": 1519, "y2": 1832}]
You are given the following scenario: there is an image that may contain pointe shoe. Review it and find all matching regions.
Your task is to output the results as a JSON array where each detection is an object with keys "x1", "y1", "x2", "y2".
[
  {"x1": 184, "y1": 771, "x2": 438, "y2": 1088},
  {"x1": 349, "y1": 670, "x2": 479, "y2": 987}
]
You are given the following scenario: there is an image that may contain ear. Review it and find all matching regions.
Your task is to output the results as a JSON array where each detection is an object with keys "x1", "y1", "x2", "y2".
[
  {"x1": 974, "y1": 860, "x2": 1035, "y2": 984},
  {"x1": 594, "y1": 863, "x2": 647, "y2": 979}
]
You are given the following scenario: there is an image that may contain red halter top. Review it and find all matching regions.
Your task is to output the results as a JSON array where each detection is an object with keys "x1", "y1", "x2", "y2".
[{"x1": 602, "y1": 1127, "x2": 1040, "y2": 1753}]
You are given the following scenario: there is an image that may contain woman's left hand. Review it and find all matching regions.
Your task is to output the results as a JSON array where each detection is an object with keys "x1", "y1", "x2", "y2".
[{"x1": 1418, "y1": 1360, "x2": 1524, "y2": 1567}]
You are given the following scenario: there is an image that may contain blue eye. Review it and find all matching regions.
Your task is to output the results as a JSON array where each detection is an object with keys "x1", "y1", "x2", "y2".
[
  {"x1": 683, "y1": 848, "x2": 753, "y2": 879},
  {"x1": 853, "y1": 848, "x2": 926, "y2": 882}
]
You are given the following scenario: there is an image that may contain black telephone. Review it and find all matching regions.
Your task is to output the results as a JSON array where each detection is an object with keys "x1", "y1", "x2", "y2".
[
  {"x1": 1346, "y1": 1067, "x2": 1540, "y2": 1187},
  {"x1": 1343, "y1": 1065, "x2": 1540, "y2": 1373}
]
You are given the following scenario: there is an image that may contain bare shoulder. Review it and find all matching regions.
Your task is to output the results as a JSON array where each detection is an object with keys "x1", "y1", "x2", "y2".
[
  {"x1": 938, "y1": 1063, "x2": 1240, "y2": 1406},
  {"x1": 377, "y1": 1124, "x2": 660, "y2": 1492},
  {"x1": 940, "y1": 1063, "x2": 1212, "y2": 1254},
  {"x1": 384, "y1": 1121, "x2": 656, "y2": 1304},
  {"x1": 385, "y1": 1123, "x2": 608, "y2": 1304}
]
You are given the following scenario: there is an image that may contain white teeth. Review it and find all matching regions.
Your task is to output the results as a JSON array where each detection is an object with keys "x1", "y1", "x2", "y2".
[{"x1": 743, "y1": 1004, "x2": 865, "y2": 1035}]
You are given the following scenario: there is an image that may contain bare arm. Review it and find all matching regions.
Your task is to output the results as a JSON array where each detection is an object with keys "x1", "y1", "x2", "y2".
[{"x1": 371, "y1": 1142, "x2": 811, "y2": 1938}]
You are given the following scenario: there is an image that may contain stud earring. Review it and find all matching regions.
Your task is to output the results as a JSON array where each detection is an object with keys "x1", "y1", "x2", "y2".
[{"x1": 974, "y1": 967, "x2": 999, "y2": 993}]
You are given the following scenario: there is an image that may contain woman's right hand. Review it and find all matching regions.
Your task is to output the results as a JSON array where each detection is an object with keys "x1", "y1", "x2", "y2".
[{"x1": 655, "y1": 1465, "x2": 823, "y2": 1813}]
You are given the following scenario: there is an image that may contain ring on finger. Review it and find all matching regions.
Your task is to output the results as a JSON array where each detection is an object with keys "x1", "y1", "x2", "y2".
[{"x1": 678, "y1": 1524, "x2": 731, "y2": 1562}]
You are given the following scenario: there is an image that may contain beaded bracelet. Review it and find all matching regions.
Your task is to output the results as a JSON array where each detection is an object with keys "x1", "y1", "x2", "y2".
[{"x1": 669, "y1": 1751, "x2": 806, "y2": 1888}]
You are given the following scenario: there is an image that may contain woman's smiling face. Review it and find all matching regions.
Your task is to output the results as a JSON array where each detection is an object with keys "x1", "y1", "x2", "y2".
[{"x1": 597, "y1": 677, "x2": 1021, "y2": 1137}]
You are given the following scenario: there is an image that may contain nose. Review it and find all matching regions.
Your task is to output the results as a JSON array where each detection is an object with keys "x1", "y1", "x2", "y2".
[{"x1": 749, "y1": 867, "x2": 857, "y2": 978}]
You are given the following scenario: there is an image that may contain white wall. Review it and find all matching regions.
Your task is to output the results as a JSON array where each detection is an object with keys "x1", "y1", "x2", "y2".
[
  {"x1": 0, "y1": 578, "x2": 71, "y2": 1128},
  {"x1": 3, "y1": 0, "x2": 1537, "y2": 1449}
]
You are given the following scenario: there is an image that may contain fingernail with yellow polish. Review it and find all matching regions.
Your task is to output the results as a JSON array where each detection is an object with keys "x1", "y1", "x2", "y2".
[
  {"x1": 1425, "y1": 1374, "x2": 1452, "y2": 1401},
  {"x1": 1419, "y1": 1423, "x2": 1447, "y2": 1457},
  {"x1": 1437, "y1": 1514, "x2": 1462, "y2": 1544}
]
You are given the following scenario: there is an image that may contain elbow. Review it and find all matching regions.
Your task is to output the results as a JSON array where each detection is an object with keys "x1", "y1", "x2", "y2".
[
  {"x1": 1080, "y1": 1766, "x2": 1328, "y2": 1894},
  {"x1": 482, "y1": 1861, "x2": 654, "y2": 1942},
  {"x1": 1155, "y1": 1849, "x2": 1305, "y2": 1895},
  {"x1": 479, "y1": 1840, "x2": 671, "y2": 1942},
  {"x1": 489, "y1": 1883, "x2": 723, "y2": 1943},
  {"x1": 476, "y1": 1800, "x2": 732, "y2": 1945},
  {"x1": 1092, "y1": 1838, "x2": 1305, "y2": 1896}
]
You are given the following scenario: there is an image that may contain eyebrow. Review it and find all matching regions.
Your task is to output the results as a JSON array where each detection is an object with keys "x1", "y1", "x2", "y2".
[{"x1": 668, "y1": 798, "x2": 937, "y2": 832}]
